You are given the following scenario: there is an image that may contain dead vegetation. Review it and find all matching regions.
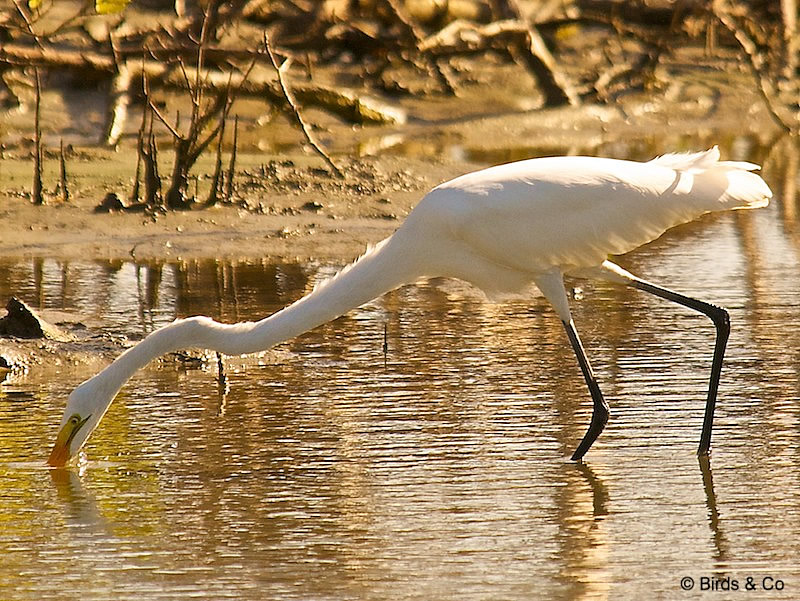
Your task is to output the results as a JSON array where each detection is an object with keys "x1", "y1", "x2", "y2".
[{"x1": 1, "y1": 0, "x2": 798, "y2": 209}]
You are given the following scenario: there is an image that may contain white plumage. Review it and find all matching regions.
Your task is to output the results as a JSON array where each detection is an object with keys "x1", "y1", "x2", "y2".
[
  {"x1": 410, "y1": 148, "x2": 769, "y2": 294},
  {"x1": 47, "y1": 147, "x2": 772, "y2": 467}
]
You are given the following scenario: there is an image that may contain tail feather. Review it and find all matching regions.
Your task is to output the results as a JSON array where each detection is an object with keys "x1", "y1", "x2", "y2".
[
  {"x1": 649, "y1": 146, "x2": 723, "y2": 172},
  {"x1": 720, "y1": 169, "x2": 772, "y2": 209},
  {"x1": 650, "y1": 145, "x2": 760, "y2": 174},
  {"x1": 651, "y1": 145, "x2": 772, "y2": 210}
]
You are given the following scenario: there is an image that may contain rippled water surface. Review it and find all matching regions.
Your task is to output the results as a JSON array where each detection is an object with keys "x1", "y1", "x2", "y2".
[{"x1": 2, "y1": 148, "x2": 800, "y2": 600}]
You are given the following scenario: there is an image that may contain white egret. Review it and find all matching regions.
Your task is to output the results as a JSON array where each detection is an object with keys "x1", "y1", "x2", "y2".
[{"x1": 47, "y1": 147, "x2": 772, "y2": 467}]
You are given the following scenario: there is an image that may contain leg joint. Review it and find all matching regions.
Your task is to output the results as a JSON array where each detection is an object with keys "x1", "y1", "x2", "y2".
[{"x1": 707, "y1": 303, "x2": 730, "y2": 334}]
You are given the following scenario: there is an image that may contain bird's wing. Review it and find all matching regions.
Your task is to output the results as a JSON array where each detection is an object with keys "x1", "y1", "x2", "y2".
[{"x1": 425, "y1": 153, "x2": 770, "y2": 276}]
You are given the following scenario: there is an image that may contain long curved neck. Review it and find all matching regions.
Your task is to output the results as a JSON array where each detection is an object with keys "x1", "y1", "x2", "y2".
[{"x1": 93, "y1": 234, "x2": 424, "y2": 398}]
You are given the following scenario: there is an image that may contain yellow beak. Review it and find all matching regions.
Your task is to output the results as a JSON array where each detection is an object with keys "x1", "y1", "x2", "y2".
[
  {"x1": 47, "y1": 414, "x2": 90, "y2": 468},
  {"x1": 47, "y1": 436, "x2": 70, "y2": 467}
]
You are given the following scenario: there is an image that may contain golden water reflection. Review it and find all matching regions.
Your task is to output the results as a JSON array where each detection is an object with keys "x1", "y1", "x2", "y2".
[{"x1": 1, "y1": 142, "x2": 800, "y2": 599}]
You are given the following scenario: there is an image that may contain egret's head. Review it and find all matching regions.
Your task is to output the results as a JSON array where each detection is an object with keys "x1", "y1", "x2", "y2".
[{"x1": 47, "y1": 380, "x2": 111, "y2": 468}]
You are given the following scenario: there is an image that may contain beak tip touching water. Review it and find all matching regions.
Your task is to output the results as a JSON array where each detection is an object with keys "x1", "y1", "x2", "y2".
[{"x1": 47, "y1": 442, "x2": 70, "y2": 468}]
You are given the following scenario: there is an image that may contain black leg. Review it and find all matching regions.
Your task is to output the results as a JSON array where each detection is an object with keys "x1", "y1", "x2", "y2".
[
  {"x1": 627, "y1": 279, "x2": 730, "y2": 456},
  {"x1": 562, "y1": 319, "x2": 610, "y2": 461}
]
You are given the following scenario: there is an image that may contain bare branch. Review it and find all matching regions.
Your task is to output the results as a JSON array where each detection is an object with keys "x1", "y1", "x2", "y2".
[
  {"x1": 264, "y1": 32, "x2": 343, "y2": 178},
  {"x1": 13, "y1": 1, "x2": 44, "y2": 50},
  {"x1": 147, "y1": 98, "x2": 182, "y2": 139},
  {"x1": 224, "y1": 115, "x2": 239, "y2": 204},
  {"x1": 58, "y1": 138, "x2": 69, "y2": 203},
  {"x1": 32, "y1": 66, "x2": 43, "y2": 206}
]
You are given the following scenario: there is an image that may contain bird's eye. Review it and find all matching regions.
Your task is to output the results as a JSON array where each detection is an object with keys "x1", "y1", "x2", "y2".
[{"x1": 69, "y1": 414, "x2": 81, "y2": 426}]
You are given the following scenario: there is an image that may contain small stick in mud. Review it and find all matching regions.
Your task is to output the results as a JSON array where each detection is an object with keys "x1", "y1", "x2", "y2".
[
  {"x1": 58, "y1": 138, "x2": 69, "y2": 203},
  {"x1": 223, "y1": 114, "x2": 239, "y2": 204},
  {"x1": 130, "y1": 60, "x2": 150, "y2": 206},
  {"x1": 143, "y1": 113, "x2": 163, "y2": 208},
  {"x1": 131, "y1": 119, "x2": 144, "y2": 204},
  {"x1": 206, "y1": 109, "x2": 228, "y2": 206},
  {"x1": 32, "y1": 67, "x2": 44, "y2": 206}
]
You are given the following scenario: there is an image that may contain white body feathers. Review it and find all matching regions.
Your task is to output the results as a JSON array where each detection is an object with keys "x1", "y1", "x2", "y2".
[{"x1": 383, "y1": 146, "x2": 770, "y2": 297}]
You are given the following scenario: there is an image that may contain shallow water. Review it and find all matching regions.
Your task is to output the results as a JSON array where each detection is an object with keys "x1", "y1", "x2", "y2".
[{"x1": 2, "y1": 146, "x2": 800, "y2": 600}]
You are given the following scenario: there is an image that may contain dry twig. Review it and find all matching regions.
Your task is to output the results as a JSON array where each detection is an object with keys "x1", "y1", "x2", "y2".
[
  {"x1": 224, "y1": 115, "x2": 239, "y2": 204},
  {"x1": 265, "y1": 32, "x2": 343, "y2": 177},
  {"x1": 32, "y1": 67, "x2": 43, "y2": 206},
  {"x1": 206, "y1": 106, "x2": 228, "y2": 206},
  {"x1": 58, "y1": 138, "x2": 69, "y2": 203}
]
